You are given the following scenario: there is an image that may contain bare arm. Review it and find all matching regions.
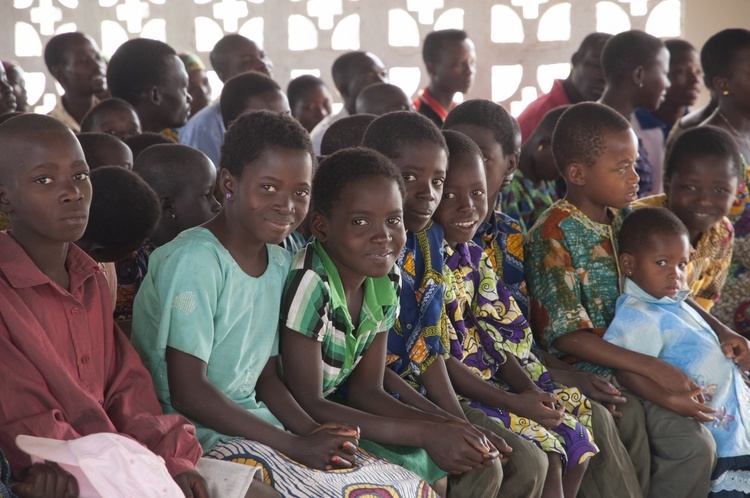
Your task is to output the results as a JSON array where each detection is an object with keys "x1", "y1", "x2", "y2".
[
  {"x1": 687, "y1": 297, "x2": 750, "y2": 370},
  {"x1": 382, "y1": 366, "x2": 456, "y2": 419}
]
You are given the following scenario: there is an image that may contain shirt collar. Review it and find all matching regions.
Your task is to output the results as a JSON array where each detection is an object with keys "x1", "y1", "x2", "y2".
[{"x1": 623, "y1": 277, "x2": 692, "y2": 305}]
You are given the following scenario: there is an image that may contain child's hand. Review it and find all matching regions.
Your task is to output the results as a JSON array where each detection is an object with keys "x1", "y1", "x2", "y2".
[
  {"x1": 174, "y1": 470, "x2": 210, "y2": 498},
  {"x1": 472, "y1": 425, "x2": 512, "y2": 465},
  {"x1": 291, "y1": 423, "x2": 359, "y2": 470},
  {"x1": 645, "y1": 358, "x2": 697, "y2": 394},
  {"x1": 720, "y1": 330, "x2": 750, "y2": 370},
  {"x1": 12, "y1": 462, "x2": 78, "y2": 498},
  {"x1": 422, "y1": 423, "x2": 494, "y2": 474},
  {"x1": 442, "y1": 419, "x2": 502, "y2": 466},
  {"x1": 561, "y1": 371, "x2": 627, "y2": 418},
  {"x1": 509, "y1": 390, "x2": 565, "y2": 429},
  {"x1": 665, "y1": 387, "x2": 717, "y2": 422}
]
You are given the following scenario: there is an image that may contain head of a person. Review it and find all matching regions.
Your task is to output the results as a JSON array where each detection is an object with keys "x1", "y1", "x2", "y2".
[
  {"x1": 320, "y1": 113, "x2": 376, "y2": 156},
  {"x1": 219, "y1": 110, "x2": 315, "y2": 245},
  {"x1": 701, "y1": 28, "x2": 750, "y2": 104},
  {"x1": 311, "y1": 147, "x2": 406, "y2": 279},
  {"x1": 354, "y1": 83, "x2": 413, "y2": 115},
  {"x1": 422, "y1": 29, "x2": 476, "y2": 96},
  {"x1": 123, "y1": 132, "x2": 175, "y2": 161},
  {"x1": 522, "y1": 105, "x2": 570, "y2": 182},
  {"x1": 80, "y1": 98, "x2": 141, "y2": 141},
  {"x1": 76, "y1": 132, "x2": 134, "y2": 170},
  {"x1": 619, "y1": 207, "x2": 690, "y2": 299},
  {"x1": 0, "y1": 114, "x2": 91, "y2": 247},
  {"x1": 75, "y1": 166, "x2": 160, "y2": 262},
  {"x1": 179, "y1": 52, "x2": 212, "y2": 117},
  {"x1": 601, "y1": 30, "x2": 670, "y2": 110},
  {"x1": 331, "y1": 51, "x2": 388, "y2": 114},
  {"x1": 107, "y1": 38, "x2": 191, "y2": 131},
  {"x1": 133, "y1": 144, "x2": 221, "y2": 246},
  {"x1": 661, "y1": 39, "x2": 702, "y2": 109},
  {"x1": 443, "y1": 99, "x2": 517, "y2": 212},
  {"x1": 663, "y1": 125, "x2": 741, "y2": 244},
  {"x1": 362, "y1": 111, "x2": 448, "y2": 233},
  {"x1": 568, "y1": 32, "x2": 611, "y2": 102},
  {"x1": 287, "y1": 74, "x2": 333, "y2": 132},
  {"x1": 2, "y1": 61, "x2": 28, "y2": 112},
  {"x1": 552, "y1": 102, "x2": 639, "y2": 209},
  {"x1": 433, "y1": 130, "x2": 487, "y2": 247},
  {"x1": 210, "y1": 34, "x2": 273, "y2": 82},
  {"x1": 0, "y1": 112, "x2": 23, "y2": 126},
  {"x1": 0, "y1": 63, "x2": 17, "y2": 116},
  {"x1": 219, "y1": 71, "x2": 289, "y2": 128},
  {"x1": 44, "y1": 32, "x2": 106, "y2": 97}
]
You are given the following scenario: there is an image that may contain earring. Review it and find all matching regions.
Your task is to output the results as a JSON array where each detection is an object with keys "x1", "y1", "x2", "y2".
[
  {"x1": 723, "y1": 90, "x2": 730, "y2": 96},
  {"x1": 537, "y1": 144, "x2": 544, "y2": 152},
  {"x1": 638, "y1": 82, "x2": 644, "y2": 88},
  {"x1": 170, "y1": 214, "x2": 176, "y2": 220},
  {"x1": 225, "y1": 192, "x2": 232, "y2": 200}
]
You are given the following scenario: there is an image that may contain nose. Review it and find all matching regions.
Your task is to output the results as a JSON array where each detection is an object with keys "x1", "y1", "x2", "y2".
[
  {"x1": 415, "y1": 180, "x2": 436, "y2": 201},
  {"x1": 274, "y1": 195, "x2": 295, "y2": 215},
  {"x1": 628, "y1": 164, "x2": 640, "y2": 185},
  {"x1": 458, "y1": 194, "x2": 475, "y2": 213},
  {"x1": 60, "y1": 178, "x2": 84, "y2": 203},
  {"x1": 371, "y1": 222, "x2": 391, "y2": 243}
]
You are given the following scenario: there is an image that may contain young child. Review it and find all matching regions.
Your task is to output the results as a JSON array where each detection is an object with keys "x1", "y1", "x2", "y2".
[
  {"x1": 524, "y1": 102, "x2": 718, "y2": 498},
  {"x1": 115, "y1": 144, "x2": 221, "y2": 326},
  {"x1": 502, "y1": 106, "x2": 569, "y2": 234},
  {"x1": 286, "y1": 74, "x2": 332, "y2": 132},
  {"x1": 0, "y1": 111, "x2": 219, "y2": 498},
  {"x1": 80, "y1": 97, "x2": 142, "y2": 141},
  {"x1": 354, "y1": 83, "x2": 413, "y2": 115},
  {"x1": 320, "y1": 113, "x2": 376, "y2": 156},
  {"x1": 131, "y1": 111, "x2": 433, "y2": 497},
  {"x1": 124, "y1": 131, "x2": 175, "y2": 161},
  {"x1": 76, "y1": 132, "x2": 134, "y2": 169},
  {"x1": 280, "y1": 146, "x2": 509, "y2": 497},
  {"x1": 362, "y1": 111, "x2": 548, "y2": 498},
  {"x1": 435, "y1": 129, "x2": 597, "y2": 498},
  {"x1": 634, "y1": 126, "x2": 739, "y2": 312},
  {"x1": 604, "y1": 207, "x2": 750, "y2": 497},
  {"x1": 220, "y1": 71, "x2": 289, "y2": 131}
]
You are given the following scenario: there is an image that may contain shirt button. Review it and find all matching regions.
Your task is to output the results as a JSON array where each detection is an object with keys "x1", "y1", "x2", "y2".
[
  {"x1": 406, "y1": 324, "x2": 412, "y2": 330},
  {"x1": 81, "y1": 354, "x2": 90, "y2": 364},
  {"x1": 98, "y1": 399, "x2": 104, "y2": 405},
  {"x1": 71, "y1": 307, "x2": 81, "y2": 317}
]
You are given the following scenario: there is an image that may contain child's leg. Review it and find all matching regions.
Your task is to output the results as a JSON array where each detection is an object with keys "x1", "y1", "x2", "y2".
[
  {"x1": 541, "y1": 454, "x2": 564, "y2": 498},
  {"x1": 446, "y1": 453, "x2": 503, "y2": 498},
  {"x1": 578, "y1": 400, "x2": 643, "y2": 498},
  {"x1": 640, "y1": 397, "x2": 716, "y2": 498},
  {"x1": 614, "y1": 391, "x2": 651, "y2": 496},
  {"x1": 460, "y1": 401, "x2": 548, "y2": 498},
  {"x1": 561, "y1": 458, "x2": 587, "y2": 498}
]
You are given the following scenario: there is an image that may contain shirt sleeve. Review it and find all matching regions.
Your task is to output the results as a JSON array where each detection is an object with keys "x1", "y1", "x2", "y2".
[
  {"x1": 602, "y1": 302, "x2": 664, "y2": 358},
  {"x1": 281, "y1": 268, "x2": 329, "y2": 341}
]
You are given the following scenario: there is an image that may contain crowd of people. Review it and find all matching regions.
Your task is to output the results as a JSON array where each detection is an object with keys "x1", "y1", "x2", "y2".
[{"x1": 1, "y1": 22, "x2": 750, "y2": 498}]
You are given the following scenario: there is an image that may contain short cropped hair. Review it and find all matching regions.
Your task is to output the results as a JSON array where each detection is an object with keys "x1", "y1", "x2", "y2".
[
  {"x1": 107, "y1": 38, "x2": 177, "y2": 105},
  {"x1": 321, "y1": 114, "x2": 376, "y2": 156},
  {"x1": 44, "y1": 32, "x2": 87, "y2": 71},
  {"x1": 287, "y1": 75, "x2": 325, "y2": 113},
  {"x1": 361, "y1": 111, "x2": 447, "y2": 160},
  {"x1": 664, "y1": 126, "x2": 742, "y2": 181},
  {"x1": 0, "y1": 112, "x2": 23, "y2": 126},
  {"x1": 76, "y1": 132, "x2": 131, "y2": 169},
  {"x1": 443, "y1": 99, "x2": 516, "y2": 156},
  {"x1": 331, "y1": 51, "x2": 368, "y2": 94},
  {"x1": 124, "y1": 132, "x2": 175, "y2": 160},
  {"x1": 134, "y1": 144, "x2": 212, "y2": 197},
  {"x1": 552, "y1": 102, "x2": 631, "y2": 174},
  {"x1": 210, "y1": 34, "x2": 253, "y2": 75},
  {"x1": 664, "y1": 39, "x2": 696, "y2": 58},
  {"x1": 81, "y1": 166, "x2": 160, "y2": 252},
  {"x1": 442, "y1": 129, "x2": 482, "y2": 161},
  {"x1": 701, "y1": 29, "x2": 750, "y2": 90},
  {"x1": 80, "y1": 98, "x2": 138, "y2": 133},
  {"x1": 422, "y1": 29, "x2": 469, "y2": 64},
  {"x1": 531, "y1": 105, "x2": 571, "y2": 140},
  {"x1": 0, "y1": 114, "x2": 73, "y2": 182},
  {"x1": 312, "y1": 147, "x2": 405, "y2": 217},
  {"x1": 220, "y1": 110, "x2": 314, "y2": 179},
  {"x1": 219, "y1": 71, "x2": 281, "y2": 127},
  {"x1": 619, "y1": 207, "x2": 689, "y2": 256},
  {"x1": 601, "y1": 30, "x2": 665, "y2": 83},
  {"x1": 574, "y1": 32, "x2": 612, "y2": 59}
]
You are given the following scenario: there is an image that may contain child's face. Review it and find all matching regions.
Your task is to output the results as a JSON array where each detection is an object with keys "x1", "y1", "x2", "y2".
[
  {"x1": 635, "y1": 47, "x2": 670, "y2": 111},
  {"x1": 0, "y1": 130, "x2": 91, "y2": 245},
  {"x1": 91, "y1": 107, "x2": 141, "y2": 141},
  {"x1": 390, "y1": 142, "x2": 448, "y2": 233},
  {"x1": 226, "y1": 147, "x2": 312, "y2": 245},
  {"x1": 665, "y1": 154, "x2": 737, "y2": 242},
  {"x1": 173, "y1": 157, "x2": 221, "y2": 233},
  {"x1": 57, "y1": 36, "x2": 107, "y2": 95},
  {"x1": 294, "y1": 85, "x2": 332, "y2": 132},
  {"x1": 580, "y1": 129, "x2": 639, "y2": 210},
  {"x1": 433, "y1": 151, "x2": 488, "y2": 247},
  {"x1": 315, "y1": 176, "x2": 406, "y2": 280},
  {"x1": 621, "y1": 232, "x2": 689, "y2": 299}
]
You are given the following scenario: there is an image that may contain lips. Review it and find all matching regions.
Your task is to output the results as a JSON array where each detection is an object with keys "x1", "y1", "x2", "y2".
[
  {"x1": 61, "y1": 211, "x2": 88, "y2": 226},
  {"x1": 265, "y1": 218, "x2": 294, "y2": 231}
]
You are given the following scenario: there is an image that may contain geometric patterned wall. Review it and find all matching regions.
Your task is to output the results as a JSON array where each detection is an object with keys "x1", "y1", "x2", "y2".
[{"x1": 3, "y1": 0, "x2": 682, "y2": 116}]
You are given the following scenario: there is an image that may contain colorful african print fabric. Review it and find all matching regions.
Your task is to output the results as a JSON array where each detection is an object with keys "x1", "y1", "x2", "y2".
[
  {"x1": 443, "y1": 241, "x2": 598, "y2": 469},
  {"x1": 473, "y1": 211, "x2": 528, "y2": 316},
  {"x1": 633, "y1": 194, "x2": 733, "y2": 311},
  {"x1": 0, "y1": 212, "x2": 8, "y2": 232},
  {"x1": 501, "y1": 169, "x2": 557, "y2": 235},
  {"x1": 524, "y1": 200, "x2": 631, "y2": 376},
  {"x1": 387, "y1": 222, "x2": 448, "y2": 393},
  {"x1": 0, "y1": 448, "x2": 15, "y2": 498},
  {"x1": 115, "y1": 239, "x2": 156, "y2": 321}
]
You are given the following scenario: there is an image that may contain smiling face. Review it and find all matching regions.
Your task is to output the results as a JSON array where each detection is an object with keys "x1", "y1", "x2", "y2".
[
  {"x1": 636, "y1": 47, "x2": 671, "y2": 110},
  {"x1": 223, "y1": 146, "x2": 312, "y2": 246},
  {"x1": 314, "y1": 176, "x2": 406, "y2": 284},
  {"x1": 390, "y1": 141, "x2": 448, "y2": 233},
  {"x1": 664, "y1": 48, "x2": 702, "y2": 108},
  {"x1": 665, "y1": 154, "x2": 737, "y2": 244},
  {"x1": 433, "y1": 150, "x2": 488, "y2": 247},
  {"x1": 0, "y1": 129, "x2": 91, "y2": 247},
  {"x1": 621, "y1": 231, "x2": 690, "y2": 299}
]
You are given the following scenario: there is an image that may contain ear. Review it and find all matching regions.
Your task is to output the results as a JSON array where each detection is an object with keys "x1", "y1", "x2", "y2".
[
  {"x1": 632, "y1": 66, "x2": 645, "y2": 88},
  {"x1": 160, "y1": 196, "x2": 176, "y2": 220},
  {"x1": 309, "y1": 211, "x2": 329, "y2": 242},
  {"x1": 506, "y1": 151, "x2": 520, "y2": 176},
  {"x1": 219, "y1": 168, "x2": 235, "y2": 199},
  {"x1": 425, "y1": 60, "x2": 437, "y2": 78},
  {"x1": 714, "y1": 76, "x2": 729, "y2": 96},
  {"x1": 620, "y1": 253, "x2": 634, "y2": 277},
  {"x1": 566, "y1": 162, "x2": 587, "y2": 187},
  {"x1": 0, "y1": 184, "x2": 13, "y2": 215},
  {"x1": 149, "y1": 86, "x2": 160, "y2": 105}
]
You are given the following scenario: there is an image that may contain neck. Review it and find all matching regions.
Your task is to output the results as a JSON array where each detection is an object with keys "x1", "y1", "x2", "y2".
[
  {"x1": 599, "y1": 88, "x2": 635, "y2": 119},
  {"x1": 426, "y1": 83, "x2": 454, "y2": 111},
  {"x1": 206, "y1": 211, "x2": 267, "y2": 277},
  {"x1": 718, "y1": 101, "x2": 750, "y2": 133},
  {"x1": 564, "y1": 189, "x2": 611, "y2": 225},
  {"x1": 61, "y1": 92, "x2": 96, "y2": 125},
  {"x1": 518, "y1": 144, "x2": 540, "y2": 184},
  {"x1": 652, "y1": 100, "x2": 686, "y2": 127},
  {"x1": 561, "y1": 78, "x2": 585, "y2": 104},
  {"x1": 11, "y1": 232, "x2": 70, "y2": 289}
]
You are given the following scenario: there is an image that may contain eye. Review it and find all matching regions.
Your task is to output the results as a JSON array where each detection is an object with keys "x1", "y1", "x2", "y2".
[
  {"x1": 294, "y1": 189, "x2": 310, "y2": 197},
  {"x1": 471, "y1": 189, "x2": 485, "y2": 197},
  {"x1": 402, "y1": 174, "x2": 417, "y2": 182},
  {"x1": 387, "y1": 217, "x2": 402, "y2": 225},
  {"x1": 442, "y1": 192, "x2": 456, "y2": 199},
  {"x1": 352, "y1": 218, "x2": 368, "y2": 226},
  {"x1": 682, "y1": 184, "x2": 696, "y2": 191},
  {"x1": 482, "y1": 156, "x2": 489, "y2": 164},
  {"x1": 73, "y1": 172, "x2": 89, "y2": 181},
  {"x1": 714, "y1": 187, "x2": 730, "y2": 194},
  {"x1": 261, "y1": 184, "x2": 277, "y2": 193},
  {"x1": 678, "y1": 261, "x2": 688, "y2": 269},
  {"x1": 655, "y1": 260, "x2": 667, "y2": 266},
  {"x1": 432, "y1": 178, "x2": 445, "y2": 187},
  {"x1": 34, "y1": 177, "x2": 53, "y2": 185}
]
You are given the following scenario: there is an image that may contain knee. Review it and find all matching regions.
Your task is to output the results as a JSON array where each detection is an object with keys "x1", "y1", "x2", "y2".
[{"x1": 506, "y1": 438, "x2": 548, "y2": 481}]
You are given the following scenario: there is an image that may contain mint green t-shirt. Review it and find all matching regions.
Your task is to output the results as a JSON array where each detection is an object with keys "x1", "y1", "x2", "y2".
[{"x1": 131, "y1": 227, "x2": 290, "y2": 451}]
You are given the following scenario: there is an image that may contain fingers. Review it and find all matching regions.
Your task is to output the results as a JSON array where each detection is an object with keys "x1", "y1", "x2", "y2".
[
  {"x1": 592, "y1": 376, "x2": 621, "y2": 395},
  {"x1": 328, "y1": 454, "x2": 354, "y2": 469},
  {"x1": 319, "y1": 423, "x2": 360, "y2": 438},
  {"x1": 605, "y1": 403, "x2": 623, "y2": 419},
  {"x1": 721, "y1": 342, "x2": 735, "y2": 360},
  {"x1": 341, "y1": 440, "x2": 357, "y2": 455}
]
